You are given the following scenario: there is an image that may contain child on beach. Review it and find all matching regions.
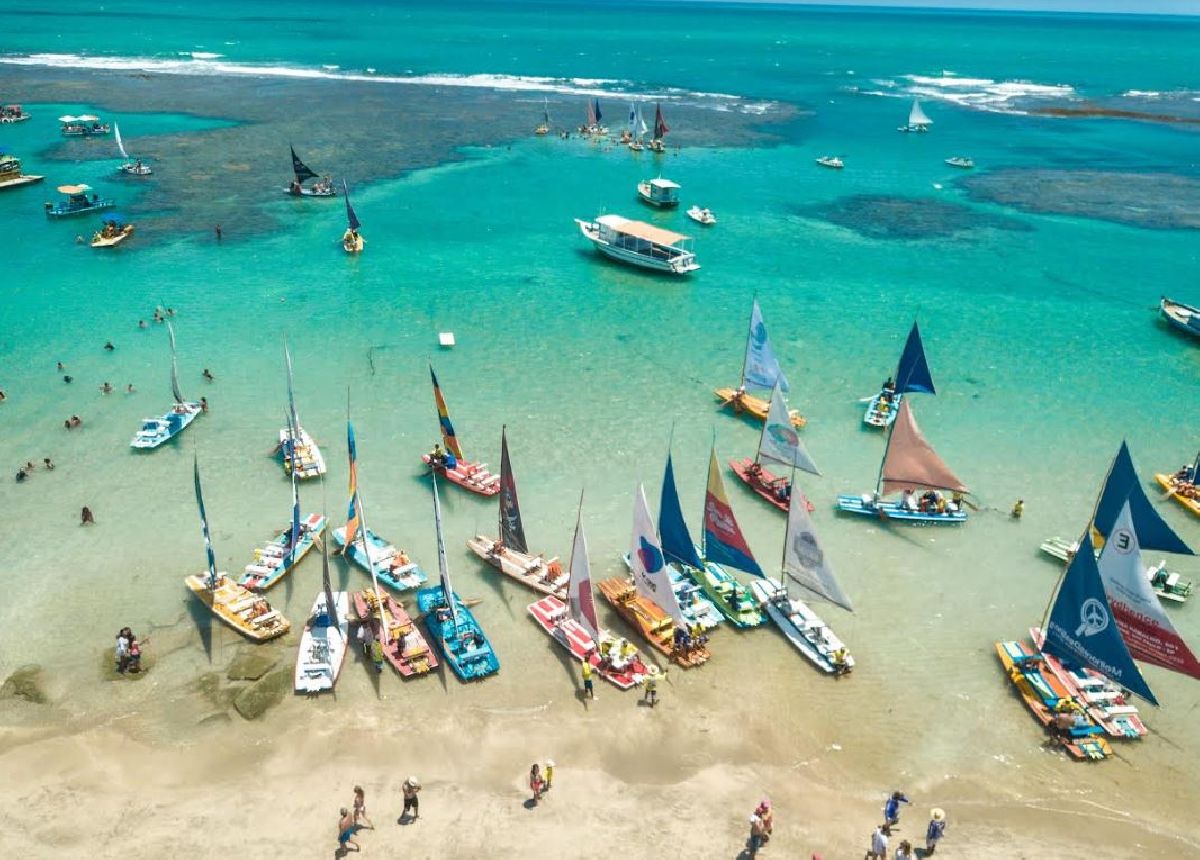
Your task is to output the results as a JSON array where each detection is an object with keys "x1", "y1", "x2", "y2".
[
  {"x1": 866, "y1": 823, "x2": 890, "y2": 859},
  {"x1": 529, "y1": 763, "x2": 545, "y2": 804},
  {"x1": 352, "y1": 785, "x2": 373, "y2": 829},
  {"x1": 401, "y1": 776, "x2": 421, "y2": 821},
  {"x1": 544, "y1": 760, "x2": 554, "y2": 791},
  {"x1": 581, "y1": 660, "x2": 594, "y2": 699}
]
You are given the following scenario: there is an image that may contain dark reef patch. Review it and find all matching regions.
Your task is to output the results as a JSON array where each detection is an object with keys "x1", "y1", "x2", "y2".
[{"x1": 802, "y1": 194, "x2": 1031, "y2": 240}]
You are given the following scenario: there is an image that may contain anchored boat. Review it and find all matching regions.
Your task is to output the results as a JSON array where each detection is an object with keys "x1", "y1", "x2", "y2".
[
  {"x1": 637, "y1": 177, "x2": 681, "y2": 208},
  {"x1": 294, "y1": 531, "x2": 350, "y2": 693},
  {"x1": 0, "y1": 104, "x2": 30, "y2": 123},
  {"x1": 421, "y1": 365, "x2": 499, "y2": 495},
  {"x1": 944, "y1": 156, "x2": 974, "y2": 169},
  {"x1": 715, "y1": 299, "x2": 805, "y2": 427},
  {"x1": 731, "y1": 381, "x2": 819, "y2": 514},
  {"x1": 416, "y1": 475, "x2": 500, "y2": 681},
  {"x1": 342, "y1": 179, "x2": 364, "y2": 253},
  {"x1": 466, "y1": 426, "x2": 568, "y2": 598},
  {"x1": 1155, "y1": 454, "x2": 1200, "y2": 518},
  {"x1": 898, "y1": 98, "x2": 932, "y2": 133},
  {"x1": 815, "y1": 156, "x2": 844, "y2": 169},
  {"x1": 1159, "y1": 296, "x2": 1200, "y2": 342},
  {"x1": 686, "y1": 205, "x2": 716, "y2": 225},
  {"x1": 575, "y1": 214, "x2": 699, "y2": 275},
  {"x1": 238, "y1": 460, "x2": 326, "y2": 591},
  {"x1": 0, "y1": 154, "x2": 43, "y2": 190},
  {"x1": 284, "y1": 145, "x2": 335, "y2": 196},
  {"x1": 59, "y1": 114, "x2": 111, "y2": 136},
  {"x1": 90, "y1": 214, "x2": 134, "y2": 247},
  {"x1": 1029, "y1": 627, "x2": 1146, "y2": 739},
  {"x1": 352, "y1": 589, "x2": 438, "y2": 677},
  {"x1": 114, "y1": 124, "x2": 152, "y2": 175},
  {"x1": 131, "y1": 322, "x2": 202, "y2": 449},
  {"x1": 278, "y1": 342, "x2": 326, "y2": 479},
  {"x1": 863, "y1": 322, "x2": 935, "y2": 428},
  {"x1": 45, "y1": 184, "x2": 113, "y2": 218}
]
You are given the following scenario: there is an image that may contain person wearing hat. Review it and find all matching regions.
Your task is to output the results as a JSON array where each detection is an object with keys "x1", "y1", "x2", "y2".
[
  {"x1": 544, "y1": 760, "x2": 555, "y2": 791},
  {"x1": 402, "y1": 776, "x2": 421, "y2": 821},
  {"x1": 925, "y1": 808, "x2": 947, "y2": 854}
]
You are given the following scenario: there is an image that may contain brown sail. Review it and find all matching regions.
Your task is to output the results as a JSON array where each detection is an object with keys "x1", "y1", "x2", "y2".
[{"x1": 881, "y1": 399, "x2": 967, "y2": 495}]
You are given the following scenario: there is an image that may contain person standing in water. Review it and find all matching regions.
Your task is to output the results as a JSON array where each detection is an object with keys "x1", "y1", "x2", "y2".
[{"x1": 81, "y1": 506, "x2": 95, "y2": 525}]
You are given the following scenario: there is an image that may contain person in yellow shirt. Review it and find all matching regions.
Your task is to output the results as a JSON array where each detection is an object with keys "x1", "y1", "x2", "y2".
[{"x1": 581, "y1": 660, "x2": 595, "y2": 700}]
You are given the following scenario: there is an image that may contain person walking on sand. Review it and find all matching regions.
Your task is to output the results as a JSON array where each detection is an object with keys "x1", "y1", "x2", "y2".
[
  {"x1": 336, "y1": 807, "x2": 359, "y2": 853},
  {"x1": 352, "y1": 785, "x2": 373, "y2": 829},
  {"x1": 643, "y1": 669, "x2": 659, "y2": 707},
  {"x1": 581, "y1": 658, "x2": 595, "y2": 700},
  {"x1": 867, "y1": 824, "x2": 890, "y2": 859},
  {"x1": 529, "y1": 763, "x2": 544, "y2": 804},
  {"x1": 401, "y1": 776, "x2": 421, "y2": 821},
  {"x1": 81, "y1": 506, "x2": 95, "y2": 525},
  {"x1": 747, "y1": 810, "x2": 767, "y2": 858},
  {"x1": 544, "y1": 760, "x2": 555, "y2": 791},
  {"x1": 925, "y1": 808, "x2": 947, "y2": 855},
  {"x1": 884, "y1": 791, "x2": 910, "y2": 827},
  {"x1": 894, "y1": 839, "x2": 915, "y2": 860},
  {"x1": 754, "y1": 799, "x2": 773, "y2": 844}
]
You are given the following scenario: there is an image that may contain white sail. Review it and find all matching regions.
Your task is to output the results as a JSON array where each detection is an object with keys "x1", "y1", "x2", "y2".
[
  {"x1": 636, "y1": 103, "x2": 648, "y2": 138},
  {"x1": 167, "y1": 321, "x2": 184, "y2": 404},
  {"x1": 758, "y1": 381, "x2": 819, "y2": 475},
  {"x1": 630, "y1": 484, "x2": 688, "y2": 628},
  {"x1": 742, "y1": 299, "x2": 790, "y2": 393},
  {"x1": 908, "y1": 99, "x2": 931, "y2": 127},
  {"x1": 114, "y1": 123, "x2": 128, "y2": 159},
  {"x1": 783, "y1": 481, "x2": 852, "y2": 611},
  {"x1": 284, "y1": 342, "x2": 301, "y2": 442},
  {"x1": 433, "y1": 475, "x2": 456, "y2": 627},
  {"x1": 567, "y1": 506, "x2": 601, "y2": 641}
]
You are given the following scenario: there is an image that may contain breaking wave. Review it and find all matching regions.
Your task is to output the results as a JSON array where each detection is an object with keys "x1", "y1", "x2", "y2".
[{"x1": 869, "y1": 72, "x2": 1076, "y2": 115}]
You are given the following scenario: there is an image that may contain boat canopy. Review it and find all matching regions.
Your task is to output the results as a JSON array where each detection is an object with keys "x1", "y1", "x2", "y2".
[
  {"x1": 57, "y1": 115, "x2": 78, "y2": 123},
  {"x1": 596, "y1": 214, "x2": 689, "y2": 247},
  {"x1": 77, "y1": 114, "x2": 100, "y2": 122},
  {"x1": 880, "y1": 399, "x2": 967, "y2": 495},
  {"x1": 648, "y1": 178, "x2": 680, "y2": 189},
  {"x1": 57, "y1": 184, "x2": 90, "y2": 195}
]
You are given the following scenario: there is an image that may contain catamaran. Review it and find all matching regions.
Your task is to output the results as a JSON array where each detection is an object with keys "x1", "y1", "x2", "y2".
[
  {"x1": 0, "y1": 154, "x2": 43, "y2": 190},
  {"x1": 599, "y1": 485, "x2": 711, "y2": 668},
  {"x1": 277, "y1": 343, "x2": 326, "y2": 479},
  {"x1": 238, "y1": 460, "x2": 326, "y2": 591},
  {"x1": 898, "y1": 98, "x2": 932, "y2": 132},
  {"x1": 731, "y1": 381, "x2": 819, "y2": 513},
  {"x1": 284, "y1": 145, "x2": 334, "y2": 196},
  {"x1": 656, "y1": 448, "x2": 764, "y2": 629},
  {"x1": 342, "y1": 180, "x2": 364, "y2": 253},
  {"x1": 332, "y1": 420, "x2": 429, "y2": 593},
  {"x1": 751, "y1": 462, "x2": 855, "y2": 674},
  {"x1": 294, "y1": 514, "x2": 350, "y2": 693},
  {"x1": 528, "y1": 496, "x2": 651, "y2": 690},
  {"x1": 836, "y1": 397, "x2": 969, "y2": 524},
  {"x1": 648, "y1": 103, "x2": 669, "y2": 153},
  {"x1": 637, "y1": 177, "x2": 681, "y2": 208},
  {"x1": 416, "y1": 475, "x2": 501, "y2": 681},
  {"x1": 715, "y1": 299, "x2": 805, "y2": 427},
  {"x1": 863, "y1": 322, "x2": 935, "y2": 428},
  {"x1": 44, "y1": 184, "x2": 113, "y2": 218},
  {"x1": 422, "y1": 366, "x2": 500, "y2": 495},
  {"x1": 535, "y1": 97, "x2": 551, "y2": 135},
  {"x1": 575, "y1": 214, "x2": 699, "y2": 275},
  {"x1": 114, "y1": 124, "x2": 152, "y2": 175},
  {"x1": 184, "y1": 456, "x2": 291, "y2": 641},
  {"x1": 131, "y1": 322, "x2": 202, "y2": 449},
  {"x1": 466, "y1": 427, "x2": 568, "y2": 598}
]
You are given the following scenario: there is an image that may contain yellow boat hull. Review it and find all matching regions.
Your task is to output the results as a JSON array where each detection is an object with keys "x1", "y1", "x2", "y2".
[
  {"x1": 713, "y1": 387, "x2": 805, "y2": 428},
  {"x1": 1155, "y1": 473, "x2": 1200, "y2": 518}
]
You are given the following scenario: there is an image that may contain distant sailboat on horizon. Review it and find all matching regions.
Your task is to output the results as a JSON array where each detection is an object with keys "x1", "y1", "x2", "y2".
[{"x1": 899, "y1": 98, "x2": 932, "y2": 133}]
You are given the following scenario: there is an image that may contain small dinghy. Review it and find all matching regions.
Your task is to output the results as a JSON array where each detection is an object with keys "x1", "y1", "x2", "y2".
[{"x1": 686, "y1": 205, "x2": 716, "y2": 225}]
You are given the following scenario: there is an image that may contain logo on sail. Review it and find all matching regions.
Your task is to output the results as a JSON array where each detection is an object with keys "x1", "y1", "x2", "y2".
[
  {"x1": 1109, "y1": 526, "x2": 1135, "y2": 555},
  {"x1": 750, "y1": 320, "x2": 768, "y2": 348},
  {"x1": 1075, "y1": 598, "x2": 1109, "y2": 637},
  {"x1": 704, "y1": 499, "x2": 735, "y2": 538},
  {"x1": 636, "y1": 537, "x2": 664, "y2": 576},
  {"x1": 791, "y1": 531, "x2": 823, "y2": 569},
  {"x1": 767, "y1": 422, "x2": 799, "y2": 449}
]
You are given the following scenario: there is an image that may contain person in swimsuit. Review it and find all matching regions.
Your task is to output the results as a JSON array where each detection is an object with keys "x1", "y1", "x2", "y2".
[
  {"x1": 352, "y1": 785, "x2": 373, "y2": 829},
  {"x1": 401, "y1": 776, "x2": 421, "y2": 821},
  {"x1": 336, "y1": 807, "x2": 359, "y2": 852}
]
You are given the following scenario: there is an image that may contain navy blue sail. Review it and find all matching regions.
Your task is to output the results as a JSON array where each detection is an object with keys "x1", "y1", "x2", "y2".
[
  {"x1": 1043, "y1": 526, "x2": 1158, "y2": 705},
  {"x1": 193, "y1": 455, "x2": 219, "y2": 589},
  {"x1": 498, "y1": 426, "x2": 528, "y2": 553},
  {"x1": 343, "y1": 181, "x2": 361, "y2": 232},
  {"x1": 290, "y1": 145, "x2": 317, "y2": 182},
  {"x1": 1093, "y1": 441, "x2": 1193, "y2": 556},
  {"x1": 659, "y1": 452, "x2": 704, "y2": 570},
  {"x1": 895, "y1": 322, "x2": 935, "y2": 394}
]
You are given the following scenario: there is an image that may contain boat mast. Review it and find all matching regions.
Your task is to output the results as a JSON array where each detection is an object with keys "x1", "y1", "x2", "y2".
[
  {"x1": 738, "y1": 298, "x2": 755, "y2": 389},
  {"x1": 346, "y1": 393, "x2": 389, "y2": 647},
  {"x1": 874, "y1": 326, "x2": 917, "y2": 497},
  {"x1": 432, "y1": 472, "x2": 457, "y2": 635},
  {"x1": 779, "y1": 463, "x2": 799, "y2": 601}
]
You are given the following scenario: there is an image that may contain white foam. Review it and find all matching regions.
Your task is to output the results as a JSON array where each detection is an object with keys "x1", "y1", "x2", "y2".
[
  {"x1": 189, "y1": 51, "x2": 223, "y2": 60},
  {"x1": 879, "y1": 72, "x2": 1076, "y2": 115}
]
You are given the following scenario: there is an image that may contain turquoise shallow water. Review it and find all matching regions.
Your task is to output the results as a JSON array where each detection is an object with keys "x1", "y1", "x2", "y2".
[{"x1": 2, "y1": 0, "x2": 1200, "y2": 833}]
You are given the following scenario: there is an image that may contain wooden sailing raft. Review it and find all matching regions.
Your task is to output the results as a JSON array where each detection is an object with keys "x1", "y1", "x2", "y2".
[
  {"x1": 715, "y1": 299, "x2": 805, "y2": 428},
  {"x1": 422, "y1": 365, "x2": 500, "y2": 496}
]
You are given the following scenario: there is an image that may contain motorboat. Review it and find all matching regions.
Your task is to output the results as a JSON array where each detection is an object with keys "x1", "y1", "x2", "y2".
[
  {"x1": 945, "y1": 156, "x2": 974, "y2": 169},
  {"x1": 637, "y1": 177, "x2": 680, "y2": 207},
  {"x1": 576, "y1": 214, "x2": 699, "y2": 275},
  {"x1": 816, "y1": 156, "x2": 844, "y2": 169},
  {"x1": 0, "y1": 154, "x2": 43, "y2": 191},
  {"x1": 45, "y1": 184, "x2": 113, "y2": 218},
  {"x1": 59, "y1": 114, "x2": 111, "y2": 136},
  {"x1": 686, "y1": 205, "x2": 716, "y2": 225}
]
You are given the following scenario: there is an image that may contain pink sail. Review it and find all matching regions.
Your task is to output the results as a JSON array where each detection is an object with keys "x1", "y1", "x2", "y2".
[
  {"x1": 567, "y1": 512, "x2": 600, "y2": 642},
  {"x1": 881, "y1": 399, "x2": 967, "y2": 496}
]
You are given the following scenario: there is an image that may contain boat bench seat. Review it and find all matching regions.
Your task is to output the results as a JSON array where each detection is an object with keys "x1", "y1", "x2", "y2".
[
  {"x1": 1085, "y1": 690, "x2": 1120, "y2": 703},
  {"x1": 227, "y1": 596, "x2": 258, "y2": 613},
  {"x1": 1103, "y1": 705, "x2": 1138, "y2": 715},
  {"x1": 252, "y1": 610, "x2": 282, "y2": 627}
]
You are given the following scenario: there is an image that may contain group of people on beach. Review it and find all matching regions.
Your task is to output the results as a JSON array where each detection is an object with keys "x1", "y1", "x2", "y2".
[
  {"x1": 336, "y1": 779, "x2": 421, "y2": 853},
  {"x1": 113, "y1": 627, "x2": 147, "y2": 674},
  {"x1": 862, "y1": 792, "x2": 948, "y2": 859}
]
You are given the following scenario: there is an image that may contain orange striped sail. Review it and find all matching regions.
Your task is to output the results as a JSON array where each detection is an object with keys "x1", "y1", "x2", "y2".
[
  {"x1": 344, "y1": 421, "x2": 362, "y2": 548},
  {"x1": 430, "y1": 365, "x2": 465, "y2": 460}
]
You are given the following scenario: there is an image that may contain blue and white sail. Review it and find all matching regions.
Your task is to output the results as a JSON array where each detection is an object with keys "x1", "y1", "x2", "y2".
[
  {"x1": 630, "y1": 483, "x2": 688, "y2": 628},
  {"x1": 895, "y1": 322, "x2": 935, "y2": 394},
  {"x1": 193, "y1": 455, "x2": 219, "y2": 590},
  {"x1": 741, "y1": 299, "x2": 789, "y2": 393},
  {"x1": 1043, "y1": 525, "x2": 1158, "y2": 705},
  {"x1": 1093, "y1": 441, "x2": 1193, "y2": 556},
  {"x1": 758, "y1": 381, "x2": 819, "y2": 475},
  {"x1": 659, "y1": 452, "x2": 704, "y2": 570}
]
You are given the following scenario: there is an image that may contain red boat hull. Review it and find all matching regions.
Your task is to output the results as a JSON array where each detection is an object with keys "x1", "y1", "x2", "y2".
[
  {"x1": 421, "y1": 455, "x2": 500, "y2": 496},
  {"x1": 729, "y1": 457, "x2": 813, "y2": 513},
  {"x1": 352, "y1": 590, "x2": 439, "y2": 676}
]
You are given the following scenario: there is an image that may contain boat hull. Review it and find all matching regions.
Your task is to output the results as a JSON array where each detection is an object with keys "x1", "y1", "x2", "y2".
[
  {"x1": 835, "y1": 493, "x2": 967, "y2": 524},
  {"x1": 294, "y1": 591, "x2": 350, "y2": 693},
  {"x1": 1039, "y1": 533, "x2": 1192, "y2": 604},
  {"x1": 283, "y1": 186, "x2": 336, "y2": 197},
  {"x1": 466, "y1": 535, "x2": 567, "y2": 599},
  {"x1": 1154, "y1": 472, "x2": 1200, "y2": 517},
  {"x1": 863, "y1": 392, "x2": 900, "y2": 428},
  {"x1": 184, "y1": 573, "x2": 290, "y2": 641},
  {"x1": 120, "y1": 164, "x2": 153, "y2": 176},
  {"x1": 416, "y1": 585, "x2": 500, "y2": 681},
  {"x1": 1159, "y1": 296, "x2": 1200, "y2": 341},
  {"x1": 421, "y1": 455, "x2": 500, "y2": 496},
  {"x1": 278, "y1": 426, "x2": 326, "y2": 479},
  {"x1": 130, "y1": 402, "x2": 202, "y2": 449},
  {"x1": 238, "y1": 513, "x2": 327, "y2": 591},
  {"x1": 713, "y1": 387, "x2": 806, "y2": 428},
  {"x1": 620, "y1": 553, "x2": 724, "y2": 630},
  {"x1": 994, "y1": 639, "x2": 1113, "y2": 761},
  {"x1": 91, "y1": 225, "x2": 134, "y2": 247},
  {"x1": 751, "y1": 578, "x2": 852, "y2": 674},
  {"x1": 729, "y1": 457, "x2": 814, "y2": 514},
  {"x1": 0, "y1": 175, "x2": 44, "y2": 191},
  {"x1": 683, "y1": 556, "x2": 764, "y2": 628},
  {"x1": 47, "y1": 201, "x2": 115, "y2": 218},
  {"x1": 352, "y1": 589, "x2": 439, "y2": 676},
  {"x1": 333, "y1": 527, "x2": 428, "y2": 593},
  {"x1": 576, "y1": 218, "x2": 699, "y2": 275},
  {"x1": 527, "y1": 595, "x2": 648, "y2": 690},
  {"x1": 1029, "y1": 627, "x2": 1146, "y2": 739},
  {"x1": 597, "y1": 578, "x2": 709, "y2": 667}
]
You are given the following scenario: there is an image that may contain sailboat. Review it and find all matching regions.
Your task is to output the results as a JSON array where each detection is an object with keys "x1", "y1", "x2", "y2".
[
  {"x1": 294, "y1": 498, "x2": 350, "y2": 693},
  {"x1": 284, "y1": 145, "x2": 335, "y2": 197},
  {"x1": 421, "y1": 365, "x2": 500, "y2": 495},
  {"x1": 416, "y1": 475, "x2": 501, "y2": 681},
  {"x1": 899, "y1": 98, "x2": 932, "y2": 132},
  {"x1": 130, "y1": 321, "x2": 203, "y2": 449},
  {"x1": 714, "y1": 299, "x2": 805, "y2": 428},
  {"x1": 535, "y1": 97, "x2": 551, "y2": 136},
  {"x1": 184, "y1": 456, "x2": 291, "y2": 641},
  {"x1": 1153, "y1": 449, "x2": 1200, "y2": 519},
  {"x1": 836, "y1": 397, "x2": 969, "y2": 524},
  {"x1": 750, "y1": 463, "x2": 855, "y2": 674},
  {"x1": 658, "y1": 448, "x2": 764, "y2": 628},
  {"x1": 731, "y1": 381, "x2": 819, "y2": 513},
  {"x1": 628, "y1": 103, "x2": 648, "y2": 151},
  {"x1": 238, "y1": 458, "x2": 327, "y2": 591},
  {"x1": 581, "y1": 98, "x2": 606, "y2": 135},
  {"x1": 341, "y1": 180, "x2": 364, "y2": 253},
  {"x1": 114, "y1": 123, "x2": 151, "y2": 175},
  {"x1": 527, "y1": 496, "x2": 651, "y2": 690},
  {"x1": 277, "y1": 343, "x2": 326, "y2": 478},
  {"x1": 466, "y1": 426, "x2": 569, "y2": 597},
  {"x1": 599, "y1": 485, "x2": 711, "y2": 668},
  {"x1": 332, "y1": 421, "x2": 429, "y2": 593},
  {"x1": 648, "y1": 103, "x2": 669, "y2": 153},
  {"x1": 864, "y1": 322, "x2": 935, "y2": 428}
]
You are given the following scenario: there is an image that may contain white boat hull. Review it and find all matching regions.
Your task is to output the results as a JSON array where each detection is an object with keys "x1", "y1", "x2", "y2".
[
  {"x1": 751, "y1": 577, "x2": 853, "y2": 674},
  {"x1": 294, "y1": 591, "x2": 350, "y2": 693},
  {"x1": 576, "y1": 219, "x2": 699, "y2": 275},
  {"x1": 279, "y1": 426, "x2": 326, "y2": 478}
]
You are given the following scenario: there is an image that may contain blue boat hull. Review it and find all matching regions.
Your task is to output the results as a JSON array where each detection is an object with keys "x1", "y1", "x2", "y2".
[
  {"x1": 130, "y1": 403, "x2": 201, "y2": 449},
  {"x1": 332, "y1": 527, "x2": 427, "y2": 593},
  {"x1": 45, "y1": 200, "x2": 114, "y2": 218},
  {"x1": 835, "y1": 493, "x2": 967, "y2": 525},
  {"x1": 863, "y1": 392, "x2": 900, "y2": 428},
  {"x1": 416, "y1": 585, "x2": 500, "y2": 681}
]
